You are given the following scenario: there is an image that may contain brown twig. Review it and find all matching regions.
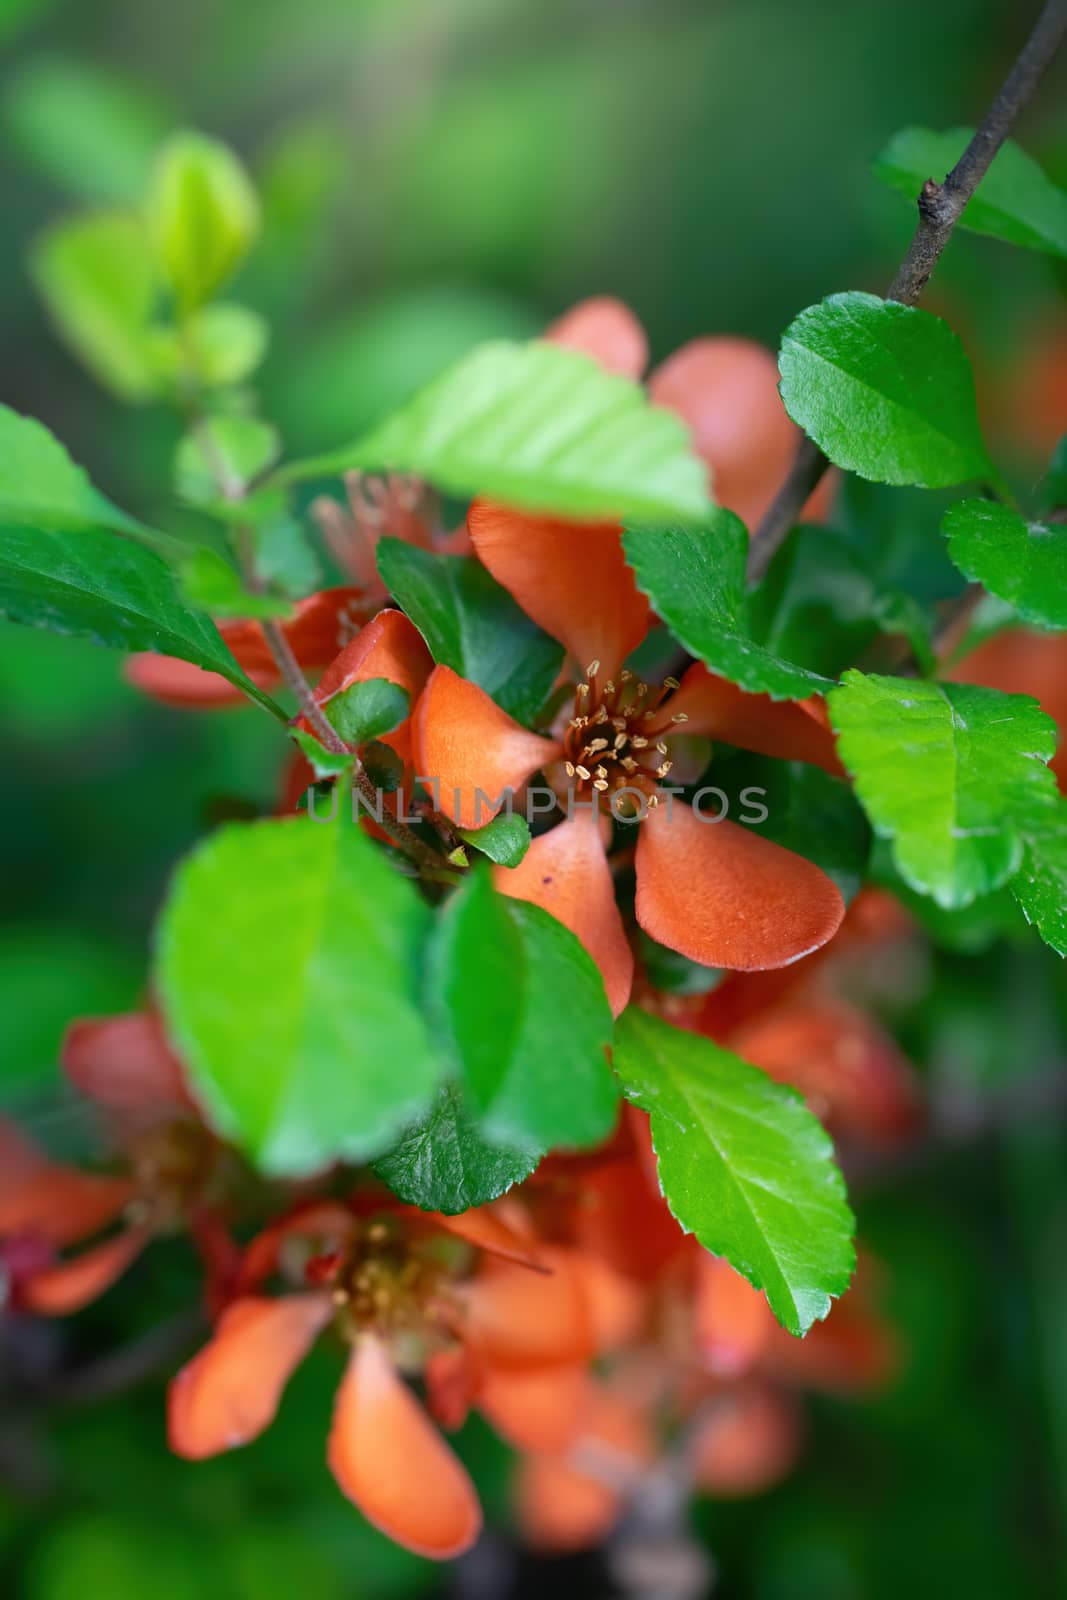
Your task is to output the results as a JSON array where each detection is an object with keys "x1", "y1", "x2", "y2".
[{"x1": 747, "y1": 0, "x2": 1067, "y2": 581}]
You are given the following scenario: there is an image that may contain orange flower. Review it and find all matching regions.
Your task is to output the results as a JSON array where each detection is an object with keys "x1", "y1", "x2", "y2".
[
  {"x1": 547, "y1": 295, "x2": 834, "y2": 530},
  {"x1": 311, "y1": 472, "x2": 469, "y2": 607},
  {"x1": 414, "y1": 501, "x2": 845, "y2": 1014},
  {"x1": 168, "y1": 1196, "x2": 635, "y2": 1560},
  {"x1": 126, "y1": 586, "x2": 366, "y2": 708},
  {"x1": 1, "y1": 1011, "x2": 239, "y2": 1316}
]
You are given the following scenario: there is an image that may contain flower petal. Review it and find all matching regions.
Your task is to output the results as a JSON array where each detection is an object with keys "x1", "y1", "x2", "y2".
[
  {"x1": 21, "y1": 1225, "x2": 150, "y2": 1315},
  {"x1": 515, "y1": 1388, "x2": 649, "y2": 1552},
  {"x1": 461, "y1": 1248, "x2": 596, "y2": 1369},
  {"x1": 123, "y1": 653, "x2": 262, "y2": 708},
  {"x1": 62, "y1": 1011, "x2": 191, "y2": 1111},
  {"x1": 478, "y1": 1363, "x2": 594, "y2": 1453},
  {"x1": 687, "y1": 1382, "x2": 803, "y2": 1497},
  {"x1": 0, "y1": 1123, "x2": 133, "y2": 1249},
  {"x1": 468, "y1": 501, "x2": 648, "y2": 678},
  {"x1": 328, "y1": 1335, "x2": 481, "y2": 1560},
  {"x1": 544, "y1": 297, "x2": 649, "y2": 379},
  {"x1": 694, "y1": 1253, "x2": 775, "y2": 1377},
  {"x1": 169, "y1": 1293, "x2": 333, "y2": 1458},
  {"x1": 649, "y1": 337, "x2": 833, "y2": 530},
  {"x1": 309, "y1": 607, "x2": 434, "y2": 766},
  {"x1": 493, "y1": 809, "x2": 633, "y2": 1016},
  {"x1": 655, "y1": 663, "x2": 842, "y2": 775},
  {"x1": 635, "y1": 801, "x2": 845, "y2": 969},
  {"x1": 414, "y1": 665, "x2": 559, "y2": 828},
  {"x1": 429, "y1": 1207, "x2": 546, "y2": 1272}
]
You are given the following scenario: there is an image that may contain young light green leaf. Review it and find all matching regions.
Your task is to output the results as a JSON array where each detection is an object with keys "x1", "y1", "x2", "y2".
[
  {"x1": 623, "y1": 513, "x2": 832, "y2": 700},
  {"x1": 778, "y1": 292, "x2": 993, "y2": 488},
  {"x1": 1011, "y1": 800, "x2": 1067, "y2": 957},
  {"x1": 290, "y1": 728, "x2": 354, "y2": 780},
  {"x1": 874, "y1": 127, "x2": 1067, "y2": 259},
  {"x1": 373, "y1": 1082, "x2": 542, "y2": 1214},
  {"x1": 828, "y1": 670, "x2": 1059, "y2": 908},
  {"x1": 0, "y1": 405, "x2": 149, "y2": 539},
  {"x1": 944, "y1": 499, "x2": 1067, "y2": 630},
  {"x1": 0, "y1": 521, "x2": 280, "y2": 713},
  {"x1": 284, "y1": 339, "x2": 711, "y2": 522},
  {"x1": 177, "y1": 547, "x2": 291, "y2": 620},
  {"x1": 174, "y1": 416, "x2": 281, "y2": 505},
  {"x1": 457, "y1": 813, "x2": 532, "y2": 867},
  {"x1": 429, "y1": 869, "x2": 617, "y2": 1149},
  {"x1": 378, "y1": 539, "x2": 563, "y2": 724},
  {"x1": 614, "y1": 1008, "x2": 855, "y2": 1336},
  {"x1": 30, "y1": 211, "x2": 159, "y2": 401},
  {"x1": 147, "y1": 131, "x2": 260, "y2": 311},
  {"x1": 325, "y1": 677, "x2": 410, "y2": 745},
  {"x1": 158, "y1": 818, "x2": 443, "y2": 1175}
]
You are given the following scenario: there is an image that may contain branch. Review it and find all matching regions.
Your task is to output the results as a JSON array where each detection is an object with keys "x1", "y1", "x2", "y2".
[{"x1": 747, "y1": 0, "x2": 1067, "y2": 580}]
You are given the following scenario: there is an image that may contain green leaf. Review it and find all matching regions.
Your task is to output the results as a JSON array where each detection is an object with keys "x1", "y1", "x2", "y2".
[
  {"x1": 283, "y1": 339, "x2": 711, "y2": 523},
  {"x1": 253, "y1": 514, "x2": 321, "y2": 599},
  {"x1": 778, "y1": 292, "x2": 993, "y2": 488},
  {"x1": 828, "y1": 670, "x2": 1059, "y2": 908},
  {"x1": 146, "y1": 131, "x2": 260, "y2": 311},
  {"x1": 0, "y1": 404, "x2": 150, "y2": 539},
  {"x1": 373, "y1": 1082, "x2": 541, "y2": 1214},
  {"x1": 377, "y1": 539, "x2": 563, "y2": 724},
  {"x1": 158, "y1": 818, "x2": 443, "y2": 1175},
  {"x1": 173, "y1": 416, "x2": 281, "y2": 505},
  {"x1": 457, "y1": 813, "x2": 532, "y2": 867},
  {"x1": 623, "y1": 512, "x2": 832, "y2": 700},
  {"x1": 717, "y1": 752, "x2": 872, "y2": 903},
  {"x1": 1011, "y1": 800, "x2": 1067, "y2": 957},
  {"x1": 874, "y1": 127, "x2": 1067, "y2": 259},
  {"x1": 30, "y1": 211, "x2": 159, "y2": 401},
  {"x1": 325, "y1": 677, "x2": 410, "y2": 745},
  {"x1": 177, "y1": 547, "x2": 290, "y2": 620},
  {"x1": 429, "y1": 869, "x2": 617, "y2": 1149},
  {"x1": 184, "y1": 303, "x2": 269, "y2": 388},
  {"x1": 290, "y1": 728, "x2": 354, "y2": 780},
  {"x1": 944, "y1": 499, "x2": 1067, "y2": 630},
  {"x1": 0, "y1": 520, "x2": 281, "y2": 713},
  {"x1": 614, "y1": 1008, "x2": 855, "y2": 1336}
]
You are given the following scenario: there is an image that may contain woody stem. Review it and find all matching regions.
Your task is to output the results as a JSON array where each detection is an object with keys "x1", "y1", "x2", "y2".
[{"x1": 747, "y1": 0, "x2": 1067, "y2": 581}]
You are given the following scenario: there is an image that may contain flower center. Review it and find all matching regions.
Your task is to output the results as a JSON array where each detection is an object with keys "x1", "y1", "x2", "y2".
[
  {"x1": 557, "y1": 660, "x2": 688, "y2": 816},
  {"x1": 327, "y1": 1218, "x2": 449, "y2": 1342}
]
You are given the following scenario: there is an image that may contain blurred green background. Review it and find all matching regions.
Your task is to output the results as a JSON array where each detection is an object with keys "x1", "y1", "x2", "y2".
[{"x1": 1, "y1": 0, "x2": 1066, "y2": 1595}]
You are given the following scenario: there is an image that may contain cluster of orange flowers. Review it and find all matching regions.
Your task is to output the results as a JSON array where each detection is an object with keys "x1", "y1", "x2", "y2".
[{"x1": 5, "y1": 298, "x2": 1065, "y2": 1562}]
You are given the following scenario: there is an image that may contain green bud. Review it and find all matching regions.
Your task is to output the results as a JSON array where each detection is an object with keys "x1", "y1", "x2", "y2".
[{"x1": 147, "y1": 131, "x2": 259, "y2": 311}]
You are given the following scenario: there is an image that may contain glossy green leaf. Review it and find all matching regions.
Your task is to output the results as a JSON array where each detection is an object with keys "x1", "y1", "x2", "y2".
[
  {"x1": 1043, "y1": 435, "x2": 1067, "y2": 512},
  {"x1": 457, "y1": 813, "x2": 532, "y2": 867},
  {"x1": 30, "y1": 211, "x2": 158, "y2": 400},
  {"x1": 325, "y1": 677, "x2": 410, "y2": 745},
  {"x1": 623, "y1": 512, "x2": 832, "y2": 700},
  {"x1": 778, "y1": 292, "x2": 993, "y2": 488},
  {"x1": 944, "y1": 499, "x2": 1067, "y2": 630},
  {"x1": 374, "y1": 1082, "x2": 541, "y2": 1214},
  {"x1": 0, "y1": 521, "x2": 280, "y2": 713},
  {"x1": 377, "y1": 539, "x2": 563, "y2": 724},
  {"x1": 874, "y1": 127, "x2": 1067, "y2": 258},
  {"x1": 158, "y1": 818, "x2": 443, "y2": 1175},
  {"x1": 429, "y1": 869, "x2": 617, "y2": 1149},
  {"x1": 284, "y1": 339, "x2": 711, "y2": 522},
  {"x1": 828, "y1": 670, "x2": 1059, "y2": 908},
  {"x1": 1011, "y1": 800, "x2": 1067, "y2": 957},
  {"x1": 614, "y1": 1008, "x2": 855, "y2": 1336}
]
